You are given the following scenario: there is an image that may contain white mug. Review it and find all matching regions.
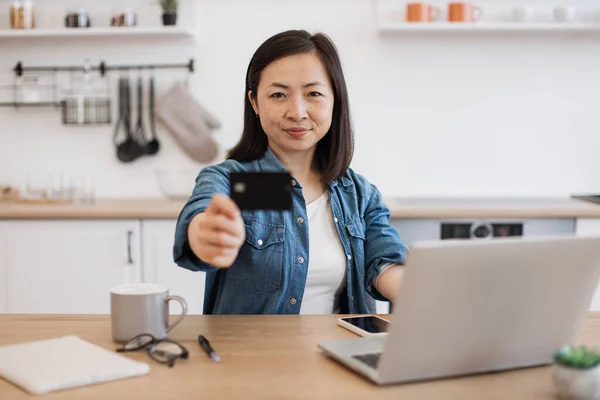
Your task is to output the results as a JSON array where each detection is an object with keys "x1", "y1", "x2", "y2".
[
  {"x1": 554, "y1": 6, "x2": 578, "y2": 23},
  {"x1": 110, "y1": 283, "x2": 188, "y2": 343},
  {"x1": 512, "y1": 6, "x2": 536, "y2": 22}
]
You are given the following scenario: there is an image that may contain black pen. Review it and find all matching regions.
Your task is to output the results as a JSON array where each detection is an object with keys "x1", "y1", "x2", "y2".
[{"x1": 198, "y1": 334, "x2": 221, "y2": 363}]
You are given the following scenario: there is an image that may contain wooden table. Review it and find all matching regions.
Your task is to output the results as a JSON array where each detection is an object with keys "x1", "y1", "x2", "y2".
[{"x1": 1, "y1": 313, "x2": 600, "y2": 399}]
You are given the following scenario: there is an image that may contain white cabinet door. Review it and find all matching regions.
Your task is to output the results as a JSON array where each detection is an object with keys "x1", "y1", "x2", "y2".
[
  {"x1": 0, "y1": 228, "x2": 7, "y2": 313},
  {"x1": 576, "y1": 219, "x2": 600, "y2": 310},
  {"x1": 575, "y1": 219, "x2": 600, "y2": 237},
  {"x1": 1, "y1": 220, "x2": 142, "y2": 314},
  {"x1": 142, "y1": 220, "x2": 205, "y2": 315}
]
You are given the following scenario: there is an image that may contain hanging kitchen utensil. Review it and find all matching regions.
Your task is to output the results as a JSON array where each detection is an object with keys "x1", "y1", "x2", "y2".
[
  {"x1": 132, "y1": 74, "x2": 148, "y2": 149},
  {"x1": 113, "y1": 77, "x2": 125, "y2": 145},
  {"x1": 114, "y1": 75, "x2": 144, "y2": 163},
  {"x1": 146, "y1": 70, "x2": 160, "y2": 155}
]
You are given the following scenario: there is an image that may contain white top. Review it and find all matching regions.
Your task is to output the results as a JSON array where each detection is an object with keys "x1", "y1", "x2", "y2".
[{"x1": 299, "y1": 191, "x2": 348, "y2": 314}]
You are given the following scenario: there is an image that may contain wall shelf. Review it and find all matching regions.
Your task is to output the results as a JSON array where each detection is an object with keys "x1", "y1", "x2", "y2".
[
  {"x1": 0, "y1": 102, "x2": 60, "y2": 108},
  {"x1": 377, "y1": 22, "x2": 600, "y2": 35},
  {"x1": 0, "y1": 27, "x2": 195, "y2": 40}
]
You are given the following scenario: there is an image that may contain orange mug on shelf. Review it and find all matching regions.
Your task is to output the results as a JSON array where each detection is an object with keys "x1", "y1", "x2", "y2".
[
  {"x1": 448, "y1": 2, "x2": 482, "y2": 22},
  {"x1": 405, "y1": 2, "x2": 442, "y2": 22}
]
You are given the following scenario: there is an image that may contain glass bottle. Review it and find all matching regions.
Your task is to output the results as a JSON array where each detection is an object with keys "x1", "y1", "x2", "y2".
[
  {"x1": 10, "y1": 1, "x2": 22, "y2": 29},
  {"x1": 21, "y1": 0, "x2": 36, "y2": 29}
]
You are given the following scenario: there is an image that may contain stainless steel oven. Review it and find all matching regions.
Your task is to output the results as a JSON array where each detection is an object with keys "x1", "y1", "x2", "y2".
[
  {"x1": 387, "y1": 197, "x2": 577, "y2": 244},
  {"x1": 391, "y1": 218, "x2": 575, "y2": 244}
]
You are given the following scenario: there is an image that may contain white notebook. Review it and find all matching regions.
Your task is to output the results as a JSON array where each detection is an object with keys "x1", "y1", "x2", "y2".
[{"x1": 0, "y1": 335, "x2": 150, "y2": 395}]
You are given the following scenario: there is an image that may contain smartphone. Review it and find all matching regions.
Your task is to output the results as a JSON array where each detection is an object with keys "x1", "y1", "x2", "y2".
[
  {"x1": 229, "y1": 172, "x2": 292, "y2": 211},
  {"x1": 337, "y1": 315, "x2": 391, "y2": 337}
]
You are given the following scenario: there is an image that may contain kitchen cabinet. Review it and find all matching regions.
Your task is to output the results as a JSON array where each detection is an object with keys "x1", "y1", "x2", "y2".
[
  {"x1": 0, "y1": 220, "x2": 142, "y2": 314},
  {"x1": 141, "y1": 220, "x2": 205, "y2": 315},
  {"x1": 575, "y1": 218, "x2": 600, "y2": 236},
  {"x1": 576, "y1": 218, "x2": 600, "y2": 311}
]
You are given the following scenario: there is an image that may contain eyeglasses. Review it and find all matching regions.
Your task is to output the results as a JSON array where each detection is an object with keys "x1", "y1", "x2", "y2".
[{"x1": 116, "y1": 333, "x2": 189, "y2": 367}]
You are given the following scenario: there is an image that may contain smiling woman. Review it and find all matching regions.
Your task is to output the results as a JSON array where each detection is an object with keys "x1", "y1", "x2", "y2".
[
  {"x1": 173, "y1": 30, "x2": 409, "y2": 315},
  {"x1": 248, "y1": 53, "x2": 334, "y2": 160},
  {"x1": 229, "y1": 30, "x2": 353, "y2": 188}
]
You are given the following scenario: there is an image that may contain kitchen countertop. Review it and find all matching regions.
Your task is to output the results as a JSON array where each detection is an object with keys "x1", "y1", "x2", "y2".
[
  {"x1": 1, "y1": 196, "x2": 600, "y2": 219},
  {"x1": 0, "y1": 199, "x2": 186, "y2": 220}
]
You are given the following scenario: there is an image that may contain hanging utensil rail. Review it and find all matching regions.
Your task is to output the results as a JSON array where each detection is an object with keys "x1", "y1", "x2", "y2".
[
  {"x1": 0, "y1": 58, "x2": 194, "y2": 108},
  {"x1": 12, "y1": 58, "x2": 194, "y2": 77}
]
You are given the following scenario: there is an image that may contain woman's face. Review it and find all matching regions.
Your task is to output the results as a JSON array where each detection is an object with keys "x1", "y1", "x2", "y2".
[{"x1": 249, "y1": 52, "x2": 334, "y2": 158}]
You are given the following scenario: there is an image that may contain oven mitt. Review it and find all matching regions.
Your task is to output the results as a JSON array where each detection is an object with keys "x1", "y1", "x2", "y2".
[{"x1": 154, "y1": 82, "x2": 221, "y2": 163}]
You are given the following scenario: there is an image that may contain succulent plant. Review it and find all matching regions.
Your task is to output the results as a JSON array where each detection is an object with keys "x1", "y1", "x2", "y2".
[
  {"x1": 554, "y1": 345, "x2": 600, "y2": 370},
  {"x1": 160, "y1": 0, "x2": 178, "y2": 14}
]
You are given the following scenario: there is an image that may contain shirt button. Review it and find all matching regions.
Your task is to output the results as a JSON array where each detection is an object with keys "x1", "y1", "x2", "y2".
[
  {"x1": 297, "y1": 217, "x2": 304, "y2": 224},
  {"x1": 334, "y1": 217, "x2": 338, "y2": 223},
  {"x1": 257, "y1": 239, "x2": 263, "y2": 246},
  {"x1": 298, "y1": 257, "x2": 305, "y2": 264},
  {"x1": 290, "y1": 298, "x2": 297, "y2": 305},
  {"x1": 347, "y1": 254, "x2": 352, "y2": 260},
  {"x1": 291, "y1": 180, "x2": 297, "y2": 187}
]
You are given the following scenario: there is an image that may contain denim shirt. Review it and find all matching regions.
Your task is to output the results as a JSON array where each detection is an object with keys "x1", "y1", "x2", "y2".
[{"x1": 173, "y1": 147, "x2": 408, "y2": 315}]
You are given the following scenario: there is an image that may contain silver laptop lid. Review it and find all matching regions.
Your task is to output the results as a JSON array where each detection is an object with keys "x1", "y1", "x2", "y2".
[{"x1": 377, "y1": 235, "x2": 600, "y2": 384}]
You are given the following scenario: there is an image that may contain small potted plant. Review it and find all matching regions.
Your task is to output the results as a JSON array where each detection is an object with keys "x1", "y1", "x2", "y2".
[
  {"x1": 553, "y1": 345, "x2": 600, "y2": 400},
  {"x1": 160, "y1": 0, "x2": 178, "y2": 26}
]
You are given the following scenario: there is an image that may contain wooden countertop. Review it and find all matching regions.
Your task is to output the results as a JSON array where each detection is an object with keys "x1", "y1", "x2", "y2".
[
  {"x1": 2, "y1": 313, "x2": 599, "y2": 399},
  {"x1": 0, "y1": 199, "x2": 186, "y2": 220},
  {"x1": 1, "y1": 196, "x2": 600, "y2": 219}
]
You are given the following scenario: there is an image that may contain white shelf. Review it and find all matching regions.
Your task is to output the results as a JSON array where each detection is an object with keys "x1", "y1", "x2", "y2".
[
  {"x1": 0, "y1": 26, "x2": 195, "y2": 40},
  {"x1": 378, "y1": 22, "x2": 600, "y2": 34}
]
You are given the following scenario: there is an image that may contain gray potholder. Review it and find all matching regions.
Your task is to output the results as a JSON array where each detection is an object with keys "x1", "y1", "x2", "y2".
[{"x1": 154, "y1": 82, "x2": 221, "y2": 163}]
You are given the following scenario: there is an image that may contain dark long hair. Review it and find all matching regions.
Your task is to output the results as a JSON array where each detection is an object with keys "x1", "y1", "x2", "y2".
[{"x1": 227, "y1": 30, "x2": 354, "y2": 184}]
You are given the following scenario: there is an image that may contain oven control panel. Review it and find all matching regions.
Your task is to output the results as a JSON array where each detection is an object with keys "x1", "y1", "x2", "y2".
[{"x1": 440, "y1": 222, "x2": 523, "y2": 239}]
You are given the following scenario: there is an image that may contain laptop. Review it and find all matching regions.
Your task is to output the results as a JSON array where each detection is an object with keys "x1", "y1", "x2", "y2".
[{"x1": 318, "y1": 235, "x2": 600, "y2": 385}]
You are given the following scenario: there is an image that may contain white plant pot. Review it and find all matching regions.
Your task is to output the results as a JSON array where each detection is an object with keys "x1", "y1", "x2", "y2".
[{"x1": 553, "y1": 363, "x2": 600, "y2": 400}]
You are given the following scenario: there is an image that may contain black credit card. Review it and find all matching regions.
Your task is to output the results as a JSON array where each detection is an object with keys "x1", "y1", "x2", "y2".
[{"x1": 229, "y1": 172, "x2": 293, "y2": 211}]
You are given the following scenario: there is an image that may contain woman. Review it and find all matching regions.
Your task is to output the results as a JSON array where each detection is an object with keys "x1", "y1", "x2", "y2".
[{"x1": 173, "y1": 29, "x2": 408, "y2": 315}]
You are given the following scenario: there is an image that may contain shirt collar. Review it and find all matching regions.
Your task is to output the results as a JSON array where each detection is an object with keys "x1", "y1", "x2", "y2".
[
  {"x1": 328, "y1": 176, "x2": 353, "y2": 189},
  {"x1": 259, "y1": 146, "x2": 288, "y2": 173},
  {"x1": 258, "y1": 146, "x2": 353, "y2": 189}
]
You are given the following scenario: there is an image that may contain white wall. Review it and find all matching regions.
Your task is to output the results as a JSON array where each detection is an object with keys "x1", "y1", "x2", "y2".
[{"x1": 2, "y1": 0, "x2": 600, "y2": 199}]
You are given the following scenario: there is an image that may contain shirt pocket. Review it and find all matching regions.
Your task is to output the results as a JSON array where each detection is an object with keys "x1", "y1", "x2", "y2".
[
  {"x1": 228, "y1": 217, "x2": 285, "y2": 294},
  {"x1": 345, "y1": 218, "x2": 366, "y2": 275}
]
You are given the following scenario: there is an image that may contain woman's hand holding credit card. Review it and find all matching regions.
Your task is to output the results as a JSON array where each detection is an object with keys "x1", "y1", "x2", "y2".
[
  {"x1": 229, "y1": 172, "x2": 293, "y2": 211},
  {"x1": 188, "y1": 194, "x2": 246, "y2": 268},
  {"x1": 187, "y1": 172, "x2": 292, "y2": 268}
]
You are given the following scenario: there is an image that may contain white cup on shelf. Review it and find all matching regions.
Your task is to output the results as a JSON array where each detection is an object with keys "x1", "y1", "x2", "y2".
[
  {"x1": 554, "y1": 6, "x2": 578, "y2": 23},
  {"x1": 512, "y1": 6, "x2": 537, "y2": 22}
]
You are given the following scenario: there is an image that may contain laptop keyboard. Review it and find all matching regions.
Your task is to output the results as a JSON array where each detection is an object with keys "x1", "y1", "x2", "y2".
[{"x1": 351, "y1": 353, "x2": 382, "y2": 369}]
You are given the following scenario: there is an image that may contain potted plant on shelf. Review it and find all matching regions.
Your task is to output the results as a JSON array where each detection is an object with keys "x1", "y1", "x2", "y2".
[
  {"x1": 553, "y1": 345, "x2": 600, "y2": 400},
  {"x1": 160, "y1": 0, "x2": 178, "y2": 26}
]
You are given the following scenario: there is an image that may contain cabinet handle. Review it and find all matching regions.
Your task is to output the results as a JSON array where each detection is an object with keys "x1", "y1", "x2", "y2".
[{"x1": 127, "y1": 230, "x2": 133, "y2": 264}]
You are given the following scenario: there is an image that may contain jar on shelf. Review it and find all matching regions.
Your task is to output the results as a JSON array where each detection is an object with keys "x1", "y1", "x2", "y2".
[
  {"x1": 10, "y1": 1, "x2": 22, "y2": 29},
  {"x1": 10, "y1": 0, "x2": 36, "y2": 29},
  {"x1": 21, "y1": 0, "x2": 36, "y2": 29},
  {"x1": 65, "y1": 8, "x2": 91, "y2": 28}
]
